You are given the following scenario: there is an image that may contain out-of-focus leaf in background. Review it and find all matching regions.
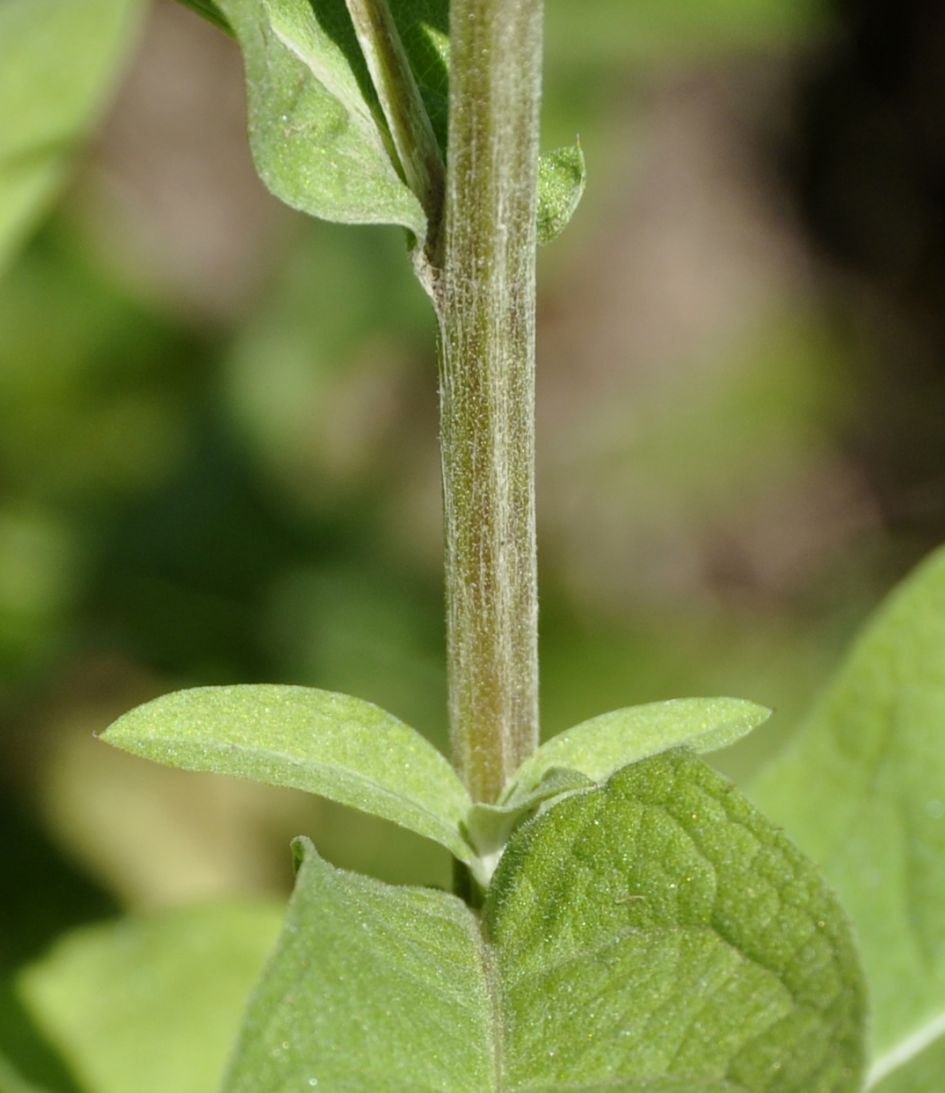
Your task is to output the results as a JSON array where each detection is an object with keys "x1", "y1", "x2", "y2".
[
  {"x1": 16, "y1": 902, "x2": 282, "y2": 1093},
  {"x1": 0, "y1": 0, "x2": 143, "y2": 274}
]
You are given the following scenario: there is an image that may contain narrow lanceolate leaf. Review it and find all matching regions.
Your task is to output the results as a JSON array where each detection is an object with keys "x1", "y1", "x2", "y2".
[
  {"x1": 469, "y1": 698, "x2": 769, "y2": 859},
  {"x1": 752, "y1": 545, "x2": 945, "y2": 1086},
  {"x1": 505, "y1": 696, "x2": 769, "y2": 805},
  {"x1": 536, "y1": 142, "x2": 586, "y2": 244},
  {"x1": 228, "y1": 752, "x2": 865, "y2": 1090},
  {"x1": 17, "y1": 903, "x2": 282, "y2": 1093},
  {"x1": 0, "y1": 0, "x2": 143, "y2": 274},
  {"x1": 216, "y1": 0, "x2": 426, "y2": 234},
  {"x1": 100, "y1": 684, "x2": 475, "y2": 864}
]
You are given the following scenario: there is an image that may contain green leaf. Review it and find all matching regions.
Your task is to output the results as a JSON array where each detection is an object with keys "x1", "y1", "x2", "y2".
[
  {"x1": 537, "y1": 142, "x2": 586, "y2": 244},
  {"x1": 505, "y1": 696, "x2": 769, "y2": 805},
  {"x1": 224, "y1": 837, "x2": 494, "y2": 1091},
  {"x1": 228, "y1": 752, "x2": 865, "y2": 1090},
  {"x1": 215, "y1": 0, "x2": 579, "y2": 246},
  {"x1": 16, "y1": 902, "x2": 282, "y2": 1093},
  {"x1": 468, "y1": 697, "x2": 769, "y2": 860},
  {"x1": 0, "y1": 0, "x2": 143, "y2": 275},
  {"x1": 99, "y1": 683, "x2": 475, "y2": 864},
  {"x1": 0, "y1": 1054, "x2": 47, "y2": 1093},
  {"x1": 752, "y1": 546, "x2": 945, "y2": 1086},
  {"x1": 216, "y1": 0, "x2": 426, "y2": 234},
  {"x1": 175, "y1": 0, "x2": 232, "y2": 33},
  {"x1": 871, "y1": 1031, "x2": 945, "y2": 1093}
]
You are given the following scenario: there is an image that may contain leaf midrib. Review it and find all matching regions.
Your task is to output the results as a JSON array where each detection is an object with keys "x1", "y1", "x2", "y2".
[{"x1": 866, "y1": 1008, "x2": 945, "y2": 1087}]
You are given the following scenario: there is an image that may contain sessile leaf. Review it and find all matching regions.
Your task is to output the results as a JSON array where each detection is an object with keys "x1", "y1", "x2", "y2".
[
  {"x1": 100, "y1": 683, "x2": 475, "y2": 866},
  {"x1": 226, "y1": 751, "x2": 866, "y2": 1090},
  {"x1": 468, "y1": 697, "x2": 769, "y2": 859}
]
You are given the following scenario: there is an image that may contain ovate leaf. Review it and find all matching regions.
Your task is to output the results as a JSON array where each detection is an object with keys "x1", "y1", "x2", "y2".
[
  {"x1": 489, "y1": 751, "x2": 865, "y2": 1090},
  {"x1": 0, "y1": 0, "x2": 143, "y2": 274},
  {"x1": 752, "y1": 546, "x2": 945, "y2": 1085},
  {"x1": 228, "y1": 752, "x2": 865, "y2": 1090},
  {"x1": 537, "y1": 142, "x2": 586, "y2": 244},
  {"x1": 16, "y1": 902, "x2": 282, "y2": 1093},
  {"x1": 216, "y1": 0, "x2": 425, "y2": 233},
  {"x1": 100, "y1": 684, "x2": 475, "y2": 864}
]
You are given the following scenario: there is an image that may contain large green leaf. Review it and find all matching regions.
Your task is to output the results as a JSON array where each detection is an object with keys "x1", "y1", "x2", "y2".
[
  {"x1": 227, "y1": 752, "x2": 865, "y2": 1089},
  {"x1": 16, "y1": 902, "x2": 282, "y2": 1093},
  {"x1": 872, "y1": 1030, "x2": 945, "y2": 1093},
  {"x1": 225, "y1": 837, "x2": 494, "y2": 1091},
  {"x1": 100, "y1": 683, "x2": 475, "y2": 864},
  {"x1": 752, "y1": 547, "x2": 945, "y2": 1086},
  {"x1": 0, "y1": 0, "x2": 142, "y2": 274}
]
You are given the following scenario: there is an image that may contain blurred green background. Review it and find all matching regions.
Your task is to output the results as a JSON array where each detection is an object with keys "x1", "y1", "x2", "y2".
[{"x1": 2, "y1": 0, "x2": 944, "y2": 1063}]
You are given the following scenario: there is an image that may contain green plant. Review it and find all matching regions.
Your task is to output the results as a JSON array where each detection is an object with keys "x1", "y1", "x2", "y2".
[{"x1": 3, "y1": 0, "x2": 945, "y2": 1090}]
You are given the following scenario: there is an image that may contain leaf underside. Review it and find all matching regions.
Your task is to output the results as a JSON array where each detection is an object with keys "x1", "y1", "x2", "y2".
[
  {"x1": 227, "y1": 751, "x2": 866, "y2": 1091},
  {"x1": 752, "y1": 545, "x2": 945, "y2": 1088},
  {"x1": 213, "y1": 0, "x2": 582, "y2": 243}
]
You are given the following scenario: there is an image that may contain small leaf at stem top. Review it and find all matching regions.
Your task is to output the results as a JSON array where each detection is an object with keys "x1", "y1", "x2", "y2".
[
  {"x1": 217, "y1": 0, "x2": 426, "y2": 234},
  {"x1": 100, "y1": 683, "x2": 475, "y2": 865},
  {"x1": 537, "y1": 142, "x2": 586, "y2": 244}
]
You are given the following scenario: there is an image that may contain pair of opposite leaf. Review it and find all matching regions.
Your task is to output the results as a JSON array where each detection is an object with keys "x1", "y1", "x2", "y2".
[
  {"x1": 101, "y1": 689, "x2": 868, "y2": 1090},
  {"x1": 179, "y1": 0, "x2": 586, "y2": 251},
  {"x1": 101, "y1": 687, "x2": 769, "y2": 884}
]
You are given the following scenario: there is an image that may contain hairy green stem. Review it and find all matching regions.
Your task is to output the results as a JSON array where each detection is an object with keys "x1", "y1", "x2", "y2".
[
  {"x1": 344, "y1": 0, "x2": 445, "y2": 251},
  {"x1": 434, "y1": 0, "x2": 544, "y2": 803}
]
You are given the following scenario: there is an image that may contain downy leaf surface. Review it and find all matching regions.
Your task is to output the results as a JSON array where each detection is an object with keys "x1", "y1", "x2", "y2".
[
  {"x1": 100, "y1": 683, "x2": 475, "y2": 864},
  {"x1": 536, "y1": 142, "x2": 586, "y2": 244},
  {"x1": 0, "y1": 0, "x2": 143, "y2": 274},
  {"x1": 468, "y1": 697, "x2": 770, "y2": 857},
  {"x1": 227, "y1": 751, "x2": 865, "y2": 1090},
  {"x1": 753, "y1": 545, "x2": 945, "y2": 1088},
  {"x1": 16, "y1": 902, "x2": 282, "y2": 1093}
]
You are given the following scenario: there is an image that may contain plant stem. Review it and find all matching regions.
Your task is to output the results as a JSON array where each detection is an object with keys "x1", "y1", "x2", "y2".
[
  {"x1": 434, "y1": 0, "x2": 544, "y2": 802},
  {"x1": 344, "y1": 0, "x2": 445, "y2": 251}
]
